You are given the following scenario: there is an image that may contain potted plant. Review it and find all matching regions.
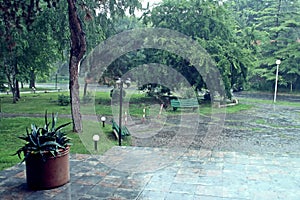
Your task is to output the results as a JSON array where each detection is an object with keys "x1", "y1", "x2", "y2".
[{"x1": 14, "y1": 111, "x2": 72, "y2": 190}]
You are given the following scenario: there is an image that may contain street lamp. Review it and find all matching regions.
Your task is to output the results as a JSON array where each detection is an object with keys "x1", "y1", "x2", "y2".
[
  {"x1": 116, "y1": 77, "x2": 131, "y2": 146},
  {"x1": 100, "y1": 116, "x2": 106, "y2": 127},
  {"x1": 92, "y1": 134, "x2": 100, "y2": 151},
  {"x1": 274, "y1": 59, "x2": 281, "y2": 103},
  {"x1": 55, "y1": 73, "x2": 58, "y2": 90}
]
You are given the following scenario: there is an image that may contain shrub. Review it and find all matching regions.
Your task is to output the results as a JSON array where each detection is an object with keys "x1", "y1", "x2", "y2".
[
  {"x1": 14, "y1": 111, "x2": 72, "y2": 163},
  {"x1": 58, "y1": 94, "x2": 70, "y2": 106}
]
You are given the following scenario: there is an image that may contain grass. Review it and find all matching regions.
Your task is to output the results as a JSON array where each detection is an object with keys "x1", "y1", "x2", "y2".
[
  {"x1": 0, "y1": 90, "x2": 257, "y2": 171},
  {"x1": 0, "y1": 91, "x2": 155, "y2": 117},
  {"x1": 168, "y1": 100, "x2": 253, "y2": 116},
  {"x1": 0, "y1": 91, "x2": 254, "y2": 116},
  {"x1": 20, "y1": 87, "x2": 57, "y2": 92},
  {"x1": 0, "y1": 117, "x2": 90, "y2": 171},
  {"x1": 214, "y1": 103, "x2": 252, "y2": 114},
  {"x1": 0, "y1": 116, "x2": 132, "y2": 171},
  {"x1": 255, "y1": 119, "x2": 266, "y2": 124},
  {"x1": 0, "y1": 92, "x2": 71, "y2": 114},
  {"x1": 239, "y1": 97, "x2": 300, "y2": 107}
]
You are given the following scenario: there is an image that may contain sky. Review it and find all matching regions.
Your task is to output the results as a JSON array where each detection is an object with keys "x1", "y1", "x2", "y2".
[{"x1": 141, "y1": 0, "x2": 162, "y2": 8}]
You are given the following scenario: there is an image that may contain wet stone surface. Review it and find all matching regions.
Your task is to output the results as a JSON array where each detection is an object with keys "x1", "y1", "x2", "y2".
[
  {"x1": 130, "y1": 93, "x2": 300, "y2": 155},
  {"x1": 219, "y1": 101, "x2": 300, "y2": 154}
]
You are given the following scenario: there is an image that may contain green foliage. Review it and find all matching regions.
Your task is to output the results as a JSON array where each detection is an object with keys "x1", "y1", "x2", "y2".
[
  {"x1": 0, "y1": 71, "x2": 7, "y2": 92},
  {"x1": 14, "y1": 111, "x2": 72, "y2": 163},
  {"x1": 228, "y1": 0, "x2": 300, "y2": 92},
  {"x1": 58, "y1": 94, "x2": 70, "y2": 106},
  {"x1": 0, "y1": 116, "x2": 89, "y2": 170},
  {"x1": 142, "y1": 0, "x2": 252, "y2": 98}
]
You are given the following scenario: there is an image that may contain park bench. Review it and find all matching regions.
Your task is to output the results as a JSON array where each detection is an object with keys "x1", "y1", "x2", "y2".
[
  {"x1": 170, "y1": 98, "x2": 199, "y2": 111},
  {"x1": 111, "y1": 119, "x2": 130, "y2": 140}
]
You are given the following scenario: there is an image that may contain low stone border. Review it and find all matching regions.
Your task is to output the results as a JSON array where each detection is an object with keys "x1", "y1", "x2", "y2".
[{"x1": 213, "y1": 98, "x2": 239, "y2": 108}]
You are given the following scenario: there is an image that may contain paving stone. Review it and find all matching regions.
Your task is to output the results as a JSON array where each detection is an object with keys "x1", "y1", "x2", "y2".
[
  {"x1": 195, "y1": 185, "x2": 225, "y2": 197},
  {"x1": 137, "y1": 190, "x2": 167, "y2": 200},
  {"x1": 0, "y1": 147, "x2": 300, "y2": 199},
  {"x1": 144, "y1": 180, "x2": 171, "y2": 192},
  {"x1": 164, "y1": 192, "x2": 194, "y2": 200}
]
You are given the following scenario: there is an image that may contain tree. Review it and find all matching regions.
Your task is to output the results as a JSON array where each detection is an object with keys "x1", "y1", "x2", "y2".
[
  {"x1": 1, "y1": 0, "x2": 142, "y2": 132},
  {"x1": 228, "y1": 0, "x2": 300, "y2": 91},
  {"x1": 0, "y1": 1, "x2": 69, "y2": 102},
  {"x1": 0, "y1": 0, "x2": 63, "y2": 102},
  {"x1": 18, "y1": 9, "x2": 63, "y2": 89},
  {"x1": 66, "y1": 0, "x2": 86, "y2": 132},
  {"x1": 143, "y1": 0, "x2": 253, "y2": 98}
]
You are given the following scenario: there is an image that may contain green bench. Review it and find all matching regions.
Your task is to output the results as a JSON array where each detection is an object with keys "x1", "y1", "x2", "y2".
[
  {"x1": 170, "y1": 98, "x2": 199, "y2": 111},
  {"x1": 111, "y1": 119, "x2": 130, "y2": 140}
]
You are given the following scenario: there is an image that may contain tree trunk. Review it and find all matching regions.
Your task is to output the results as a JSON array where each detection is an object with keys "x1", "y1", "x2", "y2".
[
  {"x1": 11, "y1": 83, "x2": 17, "y2": 103},
  {"x1": 12, "y1": 88, "x2": 17, "y2": 103},
  {"x1": 7, "y1": 73, "x2": 18, "y2": 104},
  {"x1": 67, "y1": 0, "x2": 86, "y2": 133},
  {"x1": 83, "y1": 81, "x2": 88, "y2": 97},
  {"x1": 16, "y1": 80, "x2": 20, "y2": 99},
  {"x1": 29, "y1": 69, "x2": 35, "y2": 88},
  {"x1": 69, "y1": 56, "x2": 82, "y2": 132},
  {"x1": 14, "y1": 61, "x2": 20, "y2": 100},
  {"x1": 8, "y1": 60, "x2": 19, "y2": 103}
]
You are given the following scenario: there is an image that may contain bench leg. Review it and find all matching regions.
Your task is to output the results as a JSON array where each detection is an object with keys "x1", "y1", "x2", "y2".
[{"x1": 113, "y1": 129, "x2": 119, "y2": 140}]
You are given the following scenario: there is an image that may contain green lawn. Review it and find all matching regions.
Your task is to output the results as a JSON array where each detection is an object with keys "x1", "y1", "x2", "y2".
[
  {"x1": 0, "y1": 90, "x2": 260, "y2": 171},
  {"x1": 0, "y1": 116, "x2": 133, "y2": 171},
  {"x1": 0, "y1": 117, "x2": 89, "y2": 170},
  {"x1": 0, "y1": 91, "x2": 155, "y2": 116},
  {"x1": 0, "y1": 92, "x2": 71, "y2": 114},
  {"x1": 240, "y1": 96, "x2": 300, "y2": 107}
]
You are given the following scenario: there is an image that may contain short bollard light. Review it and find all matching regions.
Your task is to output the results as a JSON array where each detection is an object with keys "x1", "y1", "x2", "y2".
[
  {"x1": 92, "y1": 134, "x2": 100, "y2": 151},
  {"x1": 100, "y1": 116, "x2": 106, "y2": 127}
]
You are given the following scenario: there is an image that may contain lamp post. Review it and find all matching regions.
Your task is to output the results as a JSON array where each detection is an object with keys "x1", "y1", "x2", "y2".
[
  {"x1": 274, "y1": 59, "x2": 281, "y2": 103},
  {"x1": 55, "y1": 73, "x2": 58, "y2": 90},
  {"x1": 92, "y1": 134, "x2": 100, "y2": 151},
  {"x1": 100, "y1": 116, "x2": 106, "y2": 127},
  {"x1": 116, "y1": 78, "x2": 131, "y2": 146}
]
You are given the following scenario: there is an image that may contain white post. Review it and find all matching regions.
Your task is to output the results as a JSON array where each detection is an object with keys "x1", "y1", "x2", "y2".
[
  {"x1": 274, "y1": 59, "x2": 281, "y2": 103},
  {"x1": 158, "y1": 104, "x2": 164, "y2": 118},
  {"x1": 142, "y1": 108, "x2": 146, "y2": 123},
  {"x1": 124, "y1": 111, "x2": 127, "y2": 125}
]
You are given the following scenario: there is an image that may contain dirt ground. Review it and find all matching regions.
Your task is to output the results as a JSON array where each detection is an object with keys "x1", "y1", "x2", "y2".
[{"x1": 130, "y1": 92, "x2": 300, "y2": 154}]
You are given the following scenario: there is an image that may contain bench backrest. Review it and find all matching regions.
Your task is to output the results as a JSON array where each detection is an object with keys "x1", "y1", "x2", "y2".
[
  {"x1": 111, "y1": 119, "x2": 130, "y2": 136},
  {"x1": 170, "y1": 98, "x2": 198, "y2": 107}
]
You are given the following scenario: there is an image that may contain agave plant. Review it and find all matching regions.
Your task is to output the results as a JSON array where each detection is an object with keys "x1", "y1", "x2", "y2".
[{"x1": 14, "y1": 111, "x2": 72, "y2": 162}]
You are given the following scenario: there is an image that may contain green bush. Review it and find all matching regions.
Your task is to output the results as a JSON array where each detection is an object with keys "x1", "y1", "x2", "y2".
[{"x1": 58, "y1": 94, "x2": 70, "y2": 106}]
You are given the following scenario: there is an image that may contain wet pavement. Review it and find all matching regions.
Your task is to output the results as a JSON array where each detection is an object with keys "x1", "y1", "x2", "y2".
[
  {"x1": 219, "y1": 99, "x2": 300, "y2": 154},
  {"x1": 130, "y1": 96, "x2": 300, "y2": 155},
  {"x1": 0, "y1": 147, "x2": 299, "y2": 199}
]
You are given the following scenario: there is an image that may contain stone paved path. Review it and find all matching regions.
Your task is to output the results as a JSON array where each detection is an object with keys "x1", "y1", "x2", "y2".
[{"x1": 0, "y1": 146, "x2": 299, "y2": 199}]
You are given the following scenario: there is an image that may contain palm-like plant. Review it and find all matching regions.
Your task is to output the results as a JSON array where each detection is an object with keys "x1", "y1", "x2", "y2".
[{"x1": 14, "y1": 111, "x2": 72, "y2": 162}]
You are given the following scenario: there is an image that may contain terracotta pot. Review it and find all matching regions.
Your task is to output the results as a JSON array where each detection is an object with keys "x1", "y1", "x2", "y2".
[{"x1": 25, "y1": 147, "x2": 70, "y2": 190}]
